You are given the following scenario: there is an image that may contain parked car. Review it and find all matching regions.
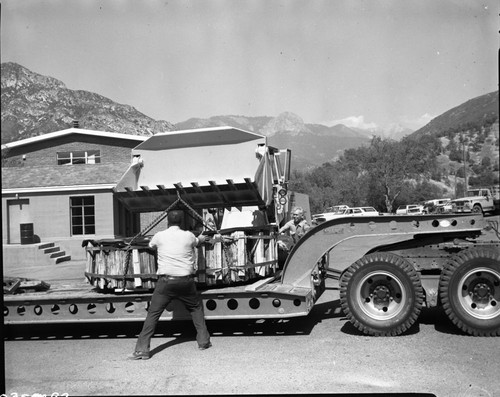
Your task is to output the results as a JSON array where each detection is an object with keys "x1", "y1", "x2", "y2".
[
  {"x1": 312, "y1": 205, "x2": 350, "y2": 224},
  {"x1": 312, "y1": 206, "x2": 380, "y2": 224},
  {"x1": 344, "y1": 207, "x2": 381, "y2": 216},
  {"x1": 395, "y1": 204, "x2": 424, "y2": 215},
  {"x1": 423, "y1": 199, "x2": 453, "y2": 214}
]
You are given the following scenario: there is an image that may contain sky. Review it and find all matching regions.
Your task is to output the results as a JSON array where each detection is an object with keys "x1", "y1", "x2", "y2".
[{"x1": 1, "y1": 0, "x2": 498, "y2": 131}]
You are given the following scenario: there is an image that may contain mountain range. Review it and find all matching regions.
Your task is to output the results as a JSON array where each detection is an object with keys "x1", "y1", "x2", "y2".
[
  {"x1": 1, "y1": 62, "x2": 498, "y2": 171},
  {"x1": 1, "y1": 62, "x2": 173, "y2": 140}
]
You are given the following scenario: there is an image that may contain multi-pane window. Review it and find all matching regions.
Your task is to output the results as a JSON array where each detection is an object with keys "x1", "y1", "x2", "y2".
[
  {"x1": 70, "y1": 196, "x2": 95, "y2": 235},
  {"x1": 57, "y1": 150, "x2": 101, "y2": 165}
]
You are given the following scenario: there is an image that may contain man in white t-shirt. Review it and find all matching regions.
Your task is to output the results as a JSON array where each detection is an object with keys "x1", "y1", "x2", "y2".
[{"x1": 130, "y1": 210, "x2": 211, "y2": 360}]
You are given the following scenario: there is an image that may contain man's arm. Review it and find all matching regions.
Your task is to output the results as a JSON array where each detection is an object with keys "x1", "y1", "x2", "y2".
[
  {"x1": 279, "y1": 221, "x2": 291, "y2": 234},
  {"x1": 148, "y1": 234, "x2": 158, "y2": 249},
  {"x1": 196, "y1": 234, "x2": 207, "y2": 246}
]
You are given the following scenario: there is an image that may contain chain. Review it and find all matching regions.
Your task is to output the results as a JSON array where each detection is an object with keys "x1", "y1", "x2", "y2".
[
  {"x1": 120, "y1": 195, "x2": 182, "y2": 290},
  {"x1": 120, "y1": 192, "x2": 219, "y2": 290},
  {"x1": 173, "y1": 194, "x2": 239, "y2": 283}
]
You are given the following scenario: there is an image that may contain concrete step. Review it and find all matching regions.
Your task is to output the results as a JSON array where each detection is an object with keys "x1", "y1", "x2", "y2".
[
  {"x1": 38, "y1": 242, "x2": 55, "y2": 250},
  {"x1": 54, "y1": 255, "x2": 71, "y2": 264},
  {"x1": 49, "y1": 251, "x2": 66, "y2": 259},
  {"x1": 43, "y1": 246, "x2": 60, "y2": 254}
]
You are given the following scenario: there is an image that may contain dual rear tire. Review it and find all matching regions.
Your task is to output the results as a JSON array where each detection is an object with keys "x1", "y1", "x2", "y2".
[{"x1": 340, "y1": 248, "x2": 500, "y2": 336}]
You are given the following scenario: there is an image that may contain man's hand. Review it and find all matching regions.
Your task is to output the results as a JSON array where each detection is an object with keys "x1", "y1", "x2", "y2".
[{"x1": 197, "y1": 234, "x2": 208, "y2": 245}]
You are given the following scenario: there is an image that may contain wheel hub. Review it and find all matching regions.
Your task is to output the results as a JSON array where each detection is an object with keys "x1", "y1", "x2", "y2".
[
  {"x1": 459, "y1": 267, "x2": 500, "y2": 319},
  {"x1": 470, "y1": 281, "x2": 491, "y2": 305},
  {"x1": 473, "y1": 284, "x2": 488, "y2": 297},
  {"x1": 356, "y1": 271, "x2": 406, "y2": 320},
  {"x1": 372, "y1": 285, "x2": 391, "y2": 307}
]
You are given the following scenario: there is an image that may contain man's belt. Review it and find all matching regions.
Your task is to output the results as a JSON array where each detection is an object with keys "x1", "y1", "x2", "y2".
[{"x1": 158, "y1": 274, "x2": 193, "y2": 280}]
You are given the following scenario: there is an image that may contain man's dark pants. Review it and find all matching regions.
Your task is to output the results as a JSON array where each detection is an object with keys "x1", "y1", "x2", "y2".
[{"x1": 135, "y1": 276, "x2": 210, "y2": 352}]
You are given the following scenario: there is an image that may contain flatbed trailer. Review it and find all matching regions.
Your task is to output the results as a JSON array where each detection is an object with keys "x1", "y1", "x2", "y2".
[{"x1": 5, "y1": 213, "x2": 499, "y2": 336}]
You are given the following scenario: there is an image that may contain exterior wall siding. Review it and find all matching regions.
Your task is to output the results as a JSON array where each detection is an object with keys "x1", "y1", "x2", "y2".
[
  {"x1": 140, "y1": 211, "x2": 169, "y2": 236},
  {"x1": 4, "y1": 136, "x2": 136, "y2": 167},
  {"x1": 2, "y1": 189, "x2": 115, "y2": 244}
]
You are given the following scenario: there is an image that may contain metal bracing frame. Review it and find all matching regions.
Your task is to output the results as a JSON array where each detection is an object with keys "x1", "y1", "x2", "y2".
[{"x1": 281, "y1": 214, "x2": 485, "y2": 289}]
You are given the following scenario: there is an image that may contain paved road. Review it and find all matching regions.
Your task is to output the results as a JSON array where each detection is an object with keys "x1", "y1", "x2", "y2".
[{"x1": 4, "y1": 279, "x2": 499, "y2": 397}]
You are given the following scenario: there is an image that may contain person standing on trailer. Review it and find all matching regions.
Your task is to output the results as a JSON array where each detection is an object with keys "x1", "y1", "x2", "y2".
[{"x1": 129, "y1": 210, "x2": 212, "y2": 360}]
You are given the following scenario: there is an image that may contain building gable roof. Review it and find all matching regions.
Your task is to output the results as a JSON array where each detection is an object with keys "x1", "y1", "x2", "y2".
[{"x1": 1, "y1": 128, "x2": 147, "y2": 150}]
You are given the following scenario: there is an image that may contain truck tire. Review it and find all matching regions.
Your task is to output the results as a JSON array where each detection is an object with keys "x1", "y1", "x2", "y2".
[
  {"x1": 339, "y1": 252, "x2": 424, "y2": 336},
  {"x1": 439, "y1": 248, "x2": 500, "y2": 336},
  {"x1": 472, "y1": 204, "x2": 482, "y2": 213}
]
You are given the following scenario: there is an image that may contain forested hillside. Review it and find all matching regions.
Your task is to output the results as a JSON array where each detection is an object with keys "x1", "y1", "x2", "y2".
[{"x1": 291, "y1": 106, "x2": 499, "y2": 214}]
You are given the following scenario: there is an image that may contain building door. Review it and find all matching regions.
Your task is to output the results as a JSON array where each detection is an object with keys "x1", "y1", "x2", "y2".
[{"x1": 8, "y1": 199, "x2": 31, "y2": 244}]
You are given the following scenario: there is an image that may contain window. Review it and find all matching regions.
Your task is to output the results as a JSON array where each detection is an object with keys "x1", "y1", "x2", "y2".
[
  {"x1": 57, "y1": 150, "x2": 101, "y2": 165},
  {"x1": 70, "y1": 196, "x2": 95, "y2": 235}
]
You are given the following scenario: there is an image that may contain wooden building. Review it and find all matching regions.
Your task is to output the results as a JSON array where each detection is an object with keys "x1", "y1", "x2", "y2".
[{"x1": 1, "y1": 127, "x2": 146, "y2": 264}]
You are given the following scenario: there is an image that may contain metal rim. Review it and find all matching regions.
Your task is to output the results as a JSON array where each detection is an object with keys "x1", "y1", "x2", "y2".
[
  {"x1": 457, "y1": 267, "x2": 500, "y2": 320},
  {"x1": 354, "y1": 270, "x2": 407, "y2": 320}
]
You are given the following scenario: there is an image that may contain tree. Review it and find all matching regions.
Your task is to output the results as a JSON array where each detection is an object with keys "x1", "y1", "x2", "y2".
[
  {"x1": 411, "y1": 181, "x2": 444, "y2": 202},
  {"x1": 455, "y1": 181, "x2": 466, "y2": 198},
  {"x1": 356, "y1": 136, "x2": 436, "y2": 213}
]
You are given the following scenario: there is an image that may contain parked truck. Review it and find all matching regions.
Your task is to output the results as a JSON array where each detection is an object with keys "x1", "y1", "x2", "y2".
[
  {"x1": 451, "y1": 187, "x2": 499, "y2": 214},
  {"x1": 4, "y1": 127, "x2": 500, "y2": 337}
]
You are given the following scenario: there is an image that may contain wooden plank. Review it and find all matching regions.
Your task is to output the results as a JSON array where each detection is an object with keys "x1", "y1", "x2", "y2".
[
  {"x1": 236, "y1": 231, "x2": 247, "y2": 280},
  {"x1": 244, "y1": 177, "x2": 255, "y2": 190},
  {"x1": 141, "y1": 185, "x2": 166, "y2": 208},
  {"x1": 124, "y1": 187, "x2": 138, "y2": 197},
  {"x1": 191, "y1": 182, "x2": 204, "y2": 194},
  {"x1": 173, "y1": 183, "x2": 186, "y2": 195},
  {"x1": 14, "y1": 279, "x2": 51, "y2": 292},
  {"x1": 209, "y1": 181, "x2": 232, "y2": 209},
  {"x1": 266, "y1": 236, "x2": 277, "y2": 273},
  {"x1": 226, "y1": 179, "x2": 237, "y2": 190},
  {"x1": 3, "y1": 278, "x2": 21, "y2": 294},
  {"x1": 156, "y1": 184, "x2": 172, "y2": 196},
  {"x1": 255, "y1": 232, "x2": 266, "y2": 277},
  {"x1": 215, "y1": 239, "x2": 224, "y2": 283},
  {"x1": 132, "y1": 249, "x2": 142, "y2": 287}
]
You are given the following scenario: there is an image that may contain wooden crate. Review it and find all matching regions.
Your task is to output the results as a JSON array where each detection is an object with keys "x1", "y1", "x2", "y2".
[
  {"x1": 84, "y1": 242, "x2": 157, "y2": 290},
  {"x1": 84, "y1": 229, "x2": 278, "y2": 291}
]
